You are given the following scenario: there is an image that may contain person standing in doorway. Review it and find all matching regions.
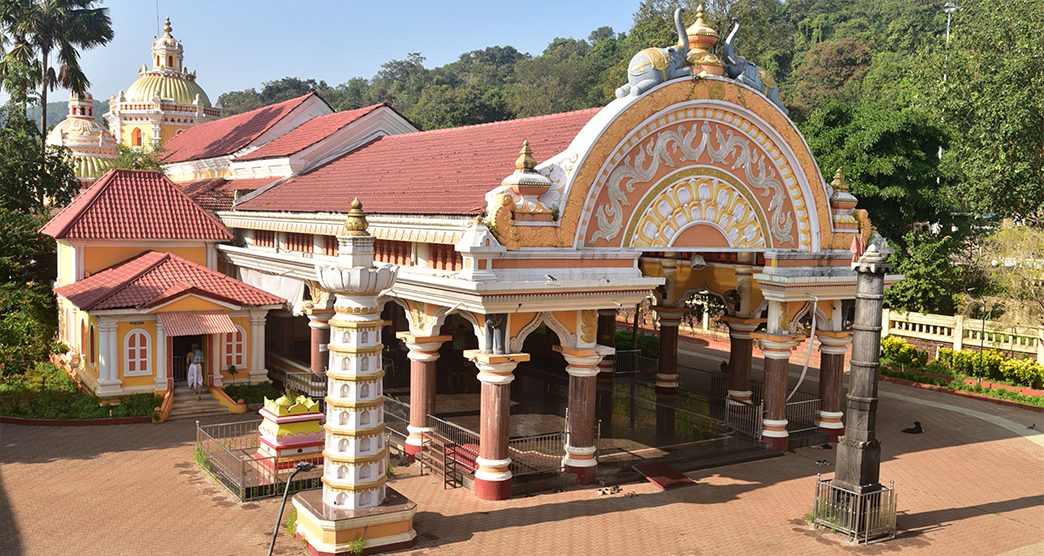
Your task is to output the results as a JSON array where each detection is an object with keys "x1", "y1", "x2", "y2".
[{"x1": 186, "y1": 343, "x2": 205, "y2": 400}]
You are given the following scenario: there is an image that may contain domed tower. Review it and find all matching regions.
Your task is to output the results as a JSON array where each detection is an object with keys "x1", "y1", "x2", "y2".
[
  {"x1": 105, "y1": 16, "x2": 220, "y2": 150},
  {"x1": 46, "y1": 93, "x2": 118, "y2": 187}
]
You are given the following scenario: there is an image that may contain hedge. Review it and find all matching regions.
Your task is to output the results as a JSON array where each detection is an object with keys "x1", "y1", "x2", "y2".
[
  {"x1": 0, "y1": 362, "x2": 159, "y2": 419},
  {"x1": 881, "y1": 337, "x2": 1044, "y2": 390}
]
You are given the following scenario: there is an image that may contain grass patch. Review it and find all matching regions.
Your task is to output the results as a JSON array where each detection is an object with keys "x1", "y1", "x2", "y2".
[
  {"x1": 223, "y1": 382, "x2": 281, "y2": 404},
  {"x1": 0, "y1": 362, "x2": 158, "y2": 419}
]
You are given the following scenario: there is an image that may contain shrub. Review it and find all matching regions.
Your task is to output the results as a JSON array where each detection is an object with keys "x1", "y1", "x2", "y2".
[
  {"x1": 224, "y1": 382, "x2": 281, "y2": 404},
  {"x1": 614, "y1": 330, "x2": 659, "y2": 358},
  {"x1": 880, "y1": 337, "x2": 928, "y2": 367},
  {"x1": 0, "y1": 363, "x2": 158, "y2": 418},
  {"x1": 939, "y1": 347, "x2": 1043, "y2": 388}
]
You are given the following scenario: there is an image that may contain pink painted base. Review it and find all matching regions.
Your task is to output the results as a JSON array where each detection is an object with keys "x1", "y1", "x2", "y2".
[{"x1": 473, "y1": 477, "x2": 512, "y2": 500}]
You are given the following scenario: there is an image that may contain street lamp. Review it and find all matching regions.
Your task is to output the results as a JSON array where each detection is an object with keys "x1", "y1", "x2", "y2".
[{"x1": 267, "y1": 461, "x2": 317, "y2": 556}]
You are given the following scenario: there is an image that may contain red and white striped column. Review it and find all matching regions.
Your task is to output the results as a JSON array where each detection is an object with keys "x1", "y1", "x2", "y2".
[
  {"x1": 560, "y1": 347, "x2": 609, "y2": 485},
  {"x1": 816, "y1": 331, "x2": 851, "y2": 441},
  {"x1": 721, "y1": 316, "x2": 762, "y2": 404},
  {"x1": 465, "y1": 351, "x2": 530, "y2": 501},
  {"x1": 755, "y1": 333, "x2": 800, "y2": 451},
  {"x1": 397, "y1": 333, "x2": 450, "y2": 457},
  {"x1": 654, "y1": 306, "x2": 686, "y2": 392}
]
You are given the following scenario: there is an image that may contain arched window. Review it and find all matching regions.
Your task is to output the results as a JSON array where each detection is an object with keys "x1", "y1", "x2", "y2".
[
  {"x1": 88, "y1": 324, "x2": 96, "y2": 365},
  {"x1": 167, "y1": 55, "x2": 174, "y2": 67},
  {"x1": 131, "y1": 127, "x2": 142, "y2": 147},
  {"x1": 124, "y1": 328, "x2": 151, "y2": 376},
  {"x1": 223, "y1": 326, "x2": 245, "y2": 369},
  {"x1": 360, "y1": 383, "x2": 370, "y2": 398},
  {"x1": 80, "y1": 321, "x2": 87, "y2": 356}
]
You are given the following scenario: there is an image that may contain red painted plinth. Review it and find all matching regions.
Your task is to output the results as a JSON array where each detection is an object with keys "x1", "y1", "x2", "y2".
[
  {"x1": 763, "y1": 435, "x2": 789, "y2": 451},
  {"x1": 403, "y1": 442, "x2": 423, "y2": 457},
  {"x1": 473, "y1": 477, "x2": 512, "y2": 500},
  {"x1": 818, "y1": 427, "x2": 843, "y2": 442},
  {"x1": 564, "y1": 464, "x2": 597, "y2": 485}
]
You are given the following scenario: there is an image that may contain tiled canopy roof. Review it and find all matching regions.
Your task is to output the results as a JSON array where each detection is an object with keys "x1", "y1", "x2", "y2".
[
  {"x1": 40, "y1": 169, "x2": 232, "y2": 240},
  {"x1": 159, "y1": 93, "x2": 317, "y2": 163},
  {"x1": 236, "y1": 107, "x2": 600, "y2": 215},
  {"x1": 54, "y1": 251, "x2": 284, "y2": 310},
  {"x1": 237, "y1": 103, "x2": 386, "y2": 161}
]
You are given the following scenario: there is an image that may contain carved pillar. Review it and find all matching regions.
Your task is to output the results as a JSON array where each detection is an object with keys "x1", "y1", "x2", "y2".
[
  {"x1": 560, "y1": 347, "x2": 607, "y2": 485},
  {"x1": 654, "y1": 307, "x2": 686, "y2": 392},
  {"x1": 465, "y1": 353, "x2": 527, "y2": 500},
  {"x1": 307, "y1": 311, "x2": 332, "y2": 375},
  {"x1": 397, "y1": 333, "x2": 450, "y2": 457},
  {"x1": 816, "y1": 331, "x2": 852, "y2": 441},
  {"x1": 248, "y1": 310, "x2": 268, "y2": 383},
  {"x1": 756, "y1": 333, "x2": 799, "y2": 451},
  {"x1": 834, "y1": 246, "x2": 888, "y2": 494},
  {"x1": 721, "y1": 316, "x2": 761, "y2": 403}
]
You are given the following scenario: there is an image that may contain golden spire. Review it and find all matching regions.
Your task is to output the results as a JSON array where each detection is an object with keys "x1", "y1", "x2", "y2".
[
  {"x1": 163, "y1": 16, "x2": 172, "y2": 37},
  {"x1": 831, "y1": 168, "x2": 849, "y2": 192},
  {"x1": 342, "y1": 197, "x2": 370, "y2": 236},
  {"x1": 515, "y1": 140, "x2": 537, "y2": 172},
  {"x1": 686, "y1": 4, "x2": 718, "y2": 42}
]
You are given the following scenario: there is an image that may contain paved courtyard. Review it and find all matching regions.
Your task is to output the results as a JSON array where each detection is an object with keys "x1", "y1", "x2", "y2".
[{"x1": 3, "y1": 346, "x2": 1043, "y2": 556}]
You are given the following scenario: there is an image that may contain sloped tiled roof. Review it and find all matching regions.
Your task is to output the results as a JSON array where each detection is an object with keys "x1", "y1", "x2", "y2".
[
  {"x1": 159, "y1": 93, "x2": 318, "y2": 163},
  {"x1": 180, "y1": 178, "x2": 234, "y2": 212},
  {"x1": 236, "y1": 107, "x2": 600, "y2": 215},
  {"x1": 40, "y1": 169, "x2": 232, "y2": 240},
  {"x1": 237, "y1": 103, "x2": 386, "y2": 161},
  {"x1": 54, "y1": 251, "x2": 284, "y2": 310}
]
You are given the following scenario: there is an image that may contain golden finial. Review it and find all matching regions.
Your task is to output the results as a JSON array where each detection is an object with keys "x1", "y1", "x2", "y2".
[
  {"x1": 831, "y1": 168, "x2": 849, "y2": 191},
  {"x1": 163, "y1": 16, "x2": 172, "y2": 36},
  {"x1": 515, "y1": 140, "x2": 536, "y2": 172},
  {"x1": 687, "y1": 4, "x2": 718, "y2": 41},
  {"x1": 473, "y1": 215, "x2": 484, "y2": 226},
  {"x1": 342, "y1": 197, "x2": 370, "y2": 236}
]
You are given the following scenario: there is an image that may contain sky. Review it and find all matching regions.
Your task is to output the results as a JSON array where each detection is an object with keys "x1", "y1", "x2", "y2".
[{"x1": 66, "y1": 0, "x2": 639, "y2": 104}]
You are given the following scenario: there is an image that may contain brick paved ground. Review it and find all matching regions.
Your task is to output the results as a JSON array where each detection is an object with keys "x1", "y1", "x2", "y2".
[{"x1": 3, "y1": 345, "x2": 1042, "y2": 555}]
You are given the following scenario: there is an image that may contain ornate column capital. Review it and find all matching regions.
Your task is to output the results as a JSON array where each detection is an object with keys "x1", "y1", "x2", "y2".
[
  {"x1": 397, "y1": 332, "x2": 451, "y2": 362},
  {"x1": 654, "y1": 306, "x2": 688, "y2": 327},
  {"x1": 753, "y1": 332, "x2": 803, "y2": 360},
  {"x1": 817, "y1": 330, "x2": 853, "y2": 355},
  {"x1": 464, "y1": 350, "x2": 529, "y2": 384},
  {"x1": 556, "y1": 345, "x2": 613, "y2": 377},
  {"x1": 720, "y1": 315, "x2": 764, "y2": 339}
]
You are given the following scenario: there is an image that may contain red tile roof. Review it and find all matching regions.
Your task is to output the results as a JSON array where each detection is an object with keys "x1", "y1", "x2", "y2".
[
  {"x1": 54, "y1": 251, "x2": 284, "y2": 310},
  {"x1": 237, "y1": 103, "x2": 386, "y2": 161},
  {"x1": 160, "y1": 93, "x2": 319, "y2": 163},
  {"x1": 236, "y1": 108, "x2": 600, "y2": 215},
  {"x1": 40, "y1": 169, "x2": 232, "y2": 240},
  {"x1": 179, "y1": 178, "x2": 234, "y2": 212},
  {"x1": 224, "y1": 177, "x2": 276, "y2": 191}
]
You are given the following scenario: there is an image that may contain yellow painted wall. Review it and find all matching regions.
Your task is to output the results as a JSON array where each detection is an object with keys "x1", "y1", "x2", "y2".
[
  {"x1": 84, "y1": 244, "x2": 206, "y2": 276},
  {"x1": 121, "y1": 123, "x2": 155, "y2": 149},
  {"x1": 79, "y1": 312, "x2": 99, "y2": 380},
  {"x1": 56, "y1": 241, "x2": 76, "y2": 286},
  {"x1": 117, "y1": 319, "x2": 158, "y2": 387},
  {"x1": 154, "y1": 295, "x2": 230, "y2": 313}
]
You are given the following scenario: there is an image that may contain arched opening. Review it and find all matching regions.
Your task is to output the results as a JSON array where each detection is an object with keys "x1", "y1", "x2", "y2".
[
  {"x1": 167, "y1": 54, "x2": 174, "y2": 67},
  {"x1": 130, "y1": 127, "x2": 142, "y2": 147}
]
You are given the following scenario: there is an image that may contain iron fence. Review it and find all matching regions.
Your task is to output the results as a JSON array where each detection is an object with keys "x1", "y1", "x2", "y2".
[
  {"x1": 195, "y1": 419, "x2": 323, "y2": 502},
  {"x1": 725, "y1": 399, "x2": 763, "y2": 440},
  {"x1": 786, "y1": 398, "x2": 821, "y2": 434},
  {"x1": 812, "y1": 475, "x2": 897, "y2": 544},
  {"x1": 614, "y1": 350, "x2": 658, "y2": 376},
  {"x1": 383, "y1": 396, "x2": 410, "y2": 443},
  {"x1": 509, "y1": 432, "x2": 566, "y2": 476}
]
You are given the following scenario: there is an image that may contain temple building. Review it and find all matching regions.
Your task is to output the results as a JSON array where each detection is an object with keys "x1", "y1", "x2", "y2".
[
  {"x1": 45, "y1": 93, "x2": 118, "y2": 187},
  {"x1": 45, "y1": 7, "x2": 899, "y2": 513},
  {"x1": 104, "y1": 17, "x2": 220, "y2": 150}
]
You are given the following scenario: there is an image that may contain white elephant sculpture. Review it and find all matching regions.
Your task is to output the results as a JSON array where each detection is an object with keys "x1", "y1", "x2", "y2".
[{"x1": 616, "y1": 8, "x2": 691, "y2": 98}]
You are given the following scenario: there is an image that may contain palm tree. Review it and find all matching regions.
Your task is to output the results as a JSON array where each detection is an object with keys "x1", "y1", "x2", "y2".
[{"x1": 1, "y1": 0, "x2": 112, "y2": 139}]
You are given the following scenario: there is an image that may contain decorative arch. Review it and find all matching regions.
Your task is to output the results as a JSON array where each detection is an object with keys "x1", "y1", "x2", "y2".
[
  {"x1": 501, "y1": 78, "x2": 833, "y2": 252},
  {"x1": 508, "y1": 312, "x2": 577, "y2": 353}
]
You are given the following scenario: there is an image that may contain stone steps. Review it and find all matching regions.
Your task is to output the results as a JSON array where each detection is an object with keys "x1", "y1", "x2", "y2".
[{"x1": 167, "y1": 388, "x2": 232, "y2": 420}]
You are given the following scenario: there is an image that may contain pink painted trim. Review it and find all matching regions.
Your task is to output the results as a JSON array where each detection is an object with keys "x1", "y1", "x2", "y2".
[
  {"x1": 880, "y1": 376, "x2": 1044, "y2": 413},
  {"x1": 259, "y1": 407, "x2": 324, "y2": 423},
  {"x1": 0, "y1": 415, "x2": 152, "y2": 427},
  {"x1": 258, "y1": 435, "x2": 324, "y2": 451}
]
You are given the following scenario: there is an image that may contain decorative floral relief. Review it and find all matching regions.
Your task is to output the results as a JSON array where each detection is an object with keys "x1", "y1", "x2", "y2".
[{"x1": 589, "y1": 117, "x2": 797, "y2": 248}]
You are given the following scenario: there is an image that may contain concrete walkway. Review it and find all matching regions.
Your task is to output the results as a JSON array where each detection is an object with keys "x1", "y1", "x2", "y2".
[{"x1": 2, "y1": 344, "x2": 1042, "y2": 555}]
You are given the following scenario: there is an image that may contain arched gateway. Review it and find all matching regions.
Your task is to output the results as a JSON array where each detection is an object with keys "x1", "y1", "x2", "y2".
[{"x1": 200, "y1": 15, "x2": 890, "y2": 506}]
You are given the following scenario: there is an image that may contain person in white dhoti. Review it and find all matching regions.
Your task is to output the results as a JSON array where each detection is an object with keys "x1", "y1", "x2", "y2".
[{"x1": 186, "y1": 343, "x2": 205, "y2": 400}]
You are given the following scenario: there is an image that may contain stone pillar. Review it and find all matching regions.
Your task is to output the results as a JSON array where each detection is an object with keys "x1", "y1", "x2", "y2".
[
  {"x1": 816, "y1": 331, "x2": 852, "y2": 441},
  {"x1": 560, "y1": 348, "x2": 606, "y2": 485},
  {"x1": 654, "y1": 307, "x2": 686, "y2": 392},
  {"x1": 307, "y1": 310, "x2": 332, "y2": 375},
  {"x1": 465, "y1": 353, "x2": 527, "y2": 500},
  {"x1": 154, "y1": 319, "x2": 167, "y2": 391},
  {"x1": 833, "y1": 245, "x2": 888, "y2": 494},
  {"x1": 721, "y1": 316, "x2": 761, "y2": 403},
  {"x1": 96, "y1": 320, "x2": 121, "y2": 395},
  {"x1": 248, "y1": 311, "x2": 268, "y2": 383},
  {"x1": 397, "y1": 333, "x2": 450, "y2": 457},
  {"x1": 293, "y1": 199, "x2": 417, "y2": 556},
  {"x1": 756, "y1": 333, "x2": 799, "y2": 451}
]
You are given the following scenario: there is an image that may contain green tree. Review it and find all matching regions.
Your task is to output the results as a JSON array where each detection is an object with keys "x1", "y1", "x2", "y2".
[
  {"x1": 787, "y1": 38, "x2": 870, "y2": 119},
  {"x1": 216, "y1": 88, "x2": 263, "y2": 116},
  {"x1": 0, "y1": 105, "x2": 77, "y2": 212},
  {"x1": 0, "y1": 0, "x2": 113, "y2": 141},
  {"x1": 110, "y1": 143, "x2": 161, "y2": 171},
  {"x1": 927, "y1": 0, "x2": 1044, "y2": 222},
  {"x1": 368, "y1": 53, "x2": 430, "y2": 113},
  {"x1": 884, "y1": 229, "x2": 961, "y2": 314}
]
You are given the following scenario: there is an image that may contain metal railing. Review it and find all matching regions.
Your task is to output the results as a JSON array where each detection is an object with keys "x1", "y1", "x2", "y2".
[
  {"x1": 508, "y1": 432, "x2": 566, "y2": 476},
  {"x1": 383, "y1": 396, "x2": 410, "y2": 443},
  {"x1": 725, "y1": 399, "x2": 763, "y2": 440},
  {"x1": 812, "y1": 475, "x2": 897, "y2": 544},
  {"x1": 614, "y1": 350, "x2": 658, "y2": 375},
  {"x1": 786, "y1": 397, "x2": 821, "y2": 434},
  {"x1": 195, "y1": 419, "x2": 323, "y2": 502}
]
